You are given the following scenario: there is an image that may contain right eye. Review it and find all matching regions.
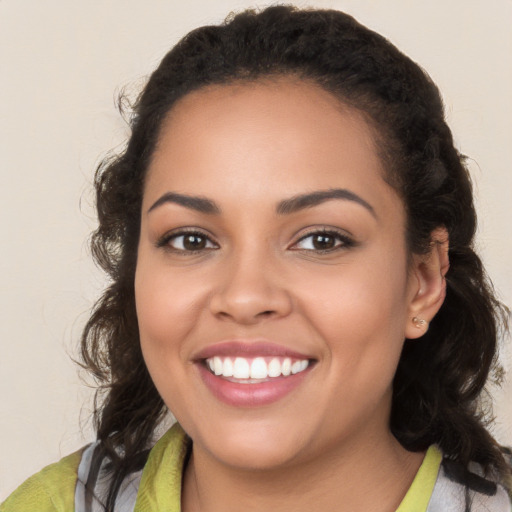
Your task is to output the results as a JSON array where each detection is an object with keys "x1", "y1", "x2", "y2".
[{"x1": 158, "y1": 230, "x2": 218, "y2": 252}]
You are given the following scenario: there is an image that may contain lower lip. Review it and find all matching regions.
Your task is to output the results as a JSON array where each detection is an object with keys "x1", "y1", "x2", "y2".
[{"x1": 197, "y1": 364, "x2": 311, "y2": 407}]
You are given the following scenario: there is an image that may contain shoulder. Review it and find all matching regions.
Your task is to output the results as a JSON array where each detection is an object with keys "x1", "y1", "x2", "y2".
[
  {"x1": 0, "y1": 449, "x2": 84, "y2": 512},
  {"x1": 75, "y1": 423, "x2": 189, "y2": 511},
  {"x1": 428, "y1": 455, "x2": 512, "y2": 512}
]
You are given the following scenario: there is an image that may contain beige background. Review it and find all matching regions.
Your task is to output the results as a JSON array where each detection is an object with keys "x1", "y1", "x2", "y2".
[{"x1": 1, "y1": 0, "x2": 511, "y2": 499}]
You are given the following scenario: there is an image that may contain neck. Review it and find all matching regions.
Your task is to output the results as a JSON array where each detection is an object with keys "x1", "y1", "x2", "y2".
[{"x1": 182, "y1": 426, "x2": 425, "y2": 512}]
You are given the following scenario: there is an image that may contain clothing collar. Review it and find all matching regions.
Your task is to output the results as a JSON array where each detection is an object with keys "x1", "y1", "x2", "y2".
[{"x1": 133, "y1": 424, "x2": 442, "y2": 512}]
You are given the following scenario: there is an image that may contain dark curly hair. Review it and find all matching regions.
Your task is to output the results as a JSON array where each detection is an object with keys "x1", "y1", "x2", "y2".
[{"x1": 80, "y1": 5, "x2": 510, "y2": 509}]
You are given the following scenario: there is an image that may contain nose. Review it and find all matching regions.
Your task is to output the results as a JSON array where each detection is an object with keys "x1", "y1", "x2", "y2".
[{"x1": 209, "y1": 250, "x2": 293, "y2": 325}]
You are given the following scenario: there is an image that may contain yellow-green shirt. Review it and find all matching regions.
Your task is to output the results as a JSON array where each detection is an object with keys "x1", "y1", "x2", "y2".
[{"x1": 2, "y1": 424, "x2": 510, "y2": 511}]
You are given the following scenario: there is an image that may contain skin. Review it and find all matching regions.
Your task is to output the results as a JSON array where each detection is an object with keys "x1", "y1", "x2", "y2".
[{"x1": 135, "y1": 78, "x2": 448, "y2": 512}]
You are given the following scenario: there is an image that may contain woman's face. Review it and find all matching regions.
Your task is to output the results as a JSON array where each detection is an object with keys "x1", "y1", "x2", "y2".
[{"x1": 135, "y1": 79, "x2": 423, "y2": 470}]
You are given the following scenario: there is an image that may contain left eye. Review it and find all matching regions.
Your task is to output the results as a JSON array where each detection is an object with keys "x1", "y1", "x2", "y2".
[{"x1": 293, "y1": 231, "x2": 351, "y2": 252}]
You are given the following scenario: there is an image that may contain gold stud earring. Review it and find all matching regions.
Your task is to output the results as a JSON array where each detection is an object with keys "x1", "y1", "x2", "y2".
[{"x1": 412, "y1": 317, "x2": 428, "y2": 329}]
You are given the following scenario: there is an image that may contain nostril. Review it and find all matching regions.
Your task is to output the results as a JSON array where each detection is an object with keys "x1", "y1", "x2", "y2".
[{"x1": 209, "y1": 284, "x2": 293, "y2": 324}]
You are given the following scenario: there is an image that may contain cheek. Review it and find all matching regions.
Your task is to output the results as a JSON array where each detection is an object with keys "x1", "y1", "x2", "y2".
[
  {"x1": 134, "y1": 263, "x2": 194, "y2": 411},
  {"x1": 135, "y1": 252, "x2": 208, "y2": 335},
  {"x1": 135, "y1": 257, "x2": 195, "y2": 366},
  {"x1": 299, "y1": 251, "x2": 410, "y2": 369}
]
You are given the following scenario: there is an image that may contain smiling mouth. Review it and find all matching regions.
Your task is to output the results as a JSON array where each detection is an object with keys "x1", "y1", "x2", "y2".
[{"x1": 205, "y1": 356, "x2": 312, "y2": 382}]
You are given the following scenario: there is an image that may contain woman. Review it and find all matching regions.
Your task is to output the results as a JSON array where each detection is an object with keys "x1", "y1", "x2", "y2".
[{"x1": 2, "y1": 5, "x2": 511, "y2": 512}]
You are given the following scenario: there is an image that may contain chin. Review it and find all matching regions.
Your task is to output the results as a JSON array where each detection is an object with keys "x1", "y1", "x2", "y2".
[
  {"x1": 213, "y1": 441, "x2": 303, "y2": 472},
  {"x1": 189, "y1": 418, "x2": 312, "y2": 471}
]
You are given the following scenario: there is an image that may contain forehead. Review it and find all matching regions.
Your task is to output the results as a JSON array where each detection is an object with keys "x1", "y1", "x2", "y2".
[
  {"x1": 144, "y1": 78, "x2": 395, "y2": 212},
  {"x1": 159, "y1": 78, "x2": 379, "y2": 163}
]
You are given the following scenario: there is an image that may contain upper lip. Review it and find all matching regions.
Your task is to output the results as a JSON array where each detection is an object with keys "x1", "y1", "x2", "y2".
[{"x1": 193, "y1": 340, "x2": 314, "y2": 361}]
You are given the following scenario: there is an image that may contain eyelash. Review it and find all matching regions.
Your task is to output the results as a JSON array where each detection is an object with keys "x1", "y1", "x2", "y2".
[
  {"x1": 291, "y1": 228, "x2": 356, "y2": 254},
  {"x1": 156, "y1": 227, "x2": 356, "y2": 254},
  {"x1": 156, "y1": 229, "x2": 218, "y2": 253}
]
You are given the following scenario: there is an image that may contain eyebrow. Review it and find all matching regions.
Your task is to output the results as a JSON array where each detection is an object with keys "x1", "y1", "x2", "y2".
[
  {"x1": 276, "y1": 188, "x2": 376, "y2": 218},
  {"x1": 148, "y1": 192, "x2": 221, "y2": 214},
  {"x1": 147, "y1": 188, "x2": 376, "y2": 218}
]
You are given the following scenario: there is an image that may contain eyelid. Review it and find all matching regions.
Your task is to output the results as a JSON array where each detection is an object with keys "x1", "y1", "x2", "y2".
[
  {"x1": 156, "y1": 227, "x2": 219, "y2": 252},
  {"x1": 289, "y1": 227, "x2": 356, "y2": 252},
  {"x1": 155, "y1": 226, "x2": 355, "y2": 254}
]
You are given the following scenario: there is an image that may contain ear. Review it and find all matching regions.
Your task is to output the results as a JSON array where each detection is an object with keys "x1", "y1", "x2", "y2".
[{"x1": 405, "y1": 227, "x2": 449, "y2": 340}]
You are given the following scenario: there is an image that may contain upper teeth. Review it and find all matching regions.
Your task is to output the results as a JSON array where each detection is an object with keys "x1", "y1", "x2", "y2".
[{"x1": 206, "y1": 356, "x2": 309, "y2": 380}]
